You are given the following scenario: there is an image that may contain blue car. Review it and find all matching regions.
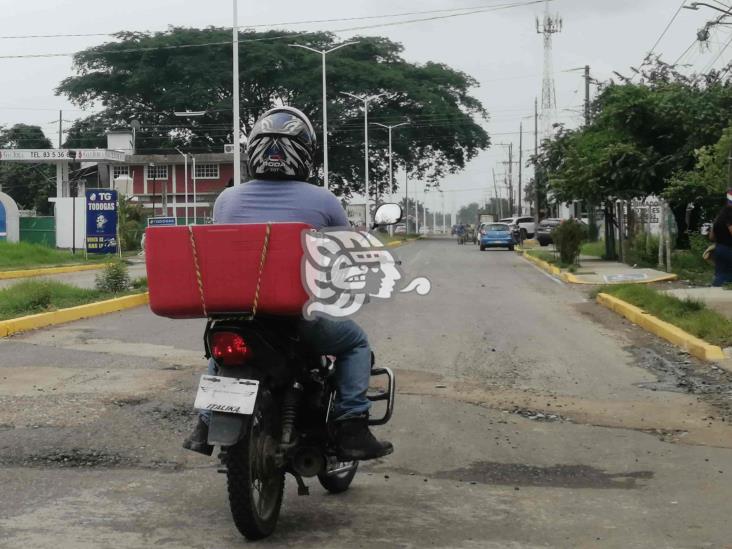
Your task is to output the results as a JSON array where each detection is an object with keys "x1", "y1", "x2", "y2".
[{"x1": 479, "y1": 223, "x2": 515, "y2": 251}]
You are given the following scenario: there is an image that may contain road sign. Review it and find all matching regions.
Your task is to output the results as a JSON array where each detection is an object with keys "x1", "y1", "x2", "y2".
[
  {"x1": 147, "y1": 217, "x2": 177, "y2": 227},
  {"x1": 86, "y1": 189, "x2": 118, "y2": 254},
  {"x1": 0, "y1": 149, "x2": 72, "y2": 161}
]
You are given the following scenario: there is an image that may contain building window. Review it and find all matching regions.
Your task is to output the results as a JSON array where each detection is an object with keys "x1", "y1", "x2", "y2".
[
  {"x1": 195, "y1": 163, "x2": 220, "y2": 179},
  {"x1": 112, "y1": 165, "x2": 130, "y2": 179},
  {"x1": 147, "y1": 165, "x2": 168, "y2": 180}
]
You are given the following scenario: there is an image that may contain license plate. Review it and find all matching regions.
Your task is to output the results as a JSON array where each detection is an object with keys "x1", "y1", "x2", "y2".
[{"x1": 193, "y1": 375, "x2": 259, "y2": 415}]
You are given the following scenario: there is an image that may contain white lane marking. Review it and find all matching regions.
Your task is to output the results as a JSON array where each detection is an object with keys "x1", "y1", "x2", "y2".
[{"x1": 529, "y1": 262, "x2": 564, "y2": 286}]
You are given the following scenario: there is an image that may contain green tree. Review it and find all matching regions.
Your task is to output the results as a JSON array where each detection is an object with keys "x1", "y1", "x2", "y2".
[
  {"x1": 457, "y1": 202, "x2": 481, "y2": 224},
  {"x1": 57, "y1": 28, "x2": 490, "y2": 197},
  {"x1": 0, "y1": 125, "x2": 55, "y2": 214}
]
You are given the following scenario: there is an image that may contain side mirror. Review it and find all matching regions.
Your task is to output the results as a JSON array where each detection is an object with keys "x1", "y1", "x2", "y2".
[{"x1": 373, "y1": 203, "x2": 403, "y2": 226}]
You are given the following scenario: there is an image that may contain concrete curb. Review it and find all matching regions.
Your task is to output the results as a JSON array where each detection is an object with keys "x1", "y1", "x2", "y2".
[
  {"x1": 386, "y1": 237, "x2": 420, "y2": 248},
  {"x1": 596, "y1": 292, "x2": 725, "y2": 362},
  {"x1": 0, "y1": 292, "x2": 150, "y2": 338},
  {"x1": 520, "y1": 251, "x2": 678, "y2": 285},
  {"x1": 0, "y1": 263, "x2": 108, "y2": 280}
]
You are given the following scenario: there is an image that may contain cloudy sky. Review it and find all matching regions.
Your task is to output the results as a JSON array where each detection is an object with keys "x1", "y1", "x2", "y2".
[{"x1": 0, "y1": 0, "x2": 728, "y2": 213}]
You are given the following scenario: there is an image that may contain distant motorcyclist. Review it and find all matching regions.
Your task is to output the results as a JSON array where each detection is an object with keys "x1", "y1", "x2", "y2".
[{"x1": 183, "y1": 106, "x2": 393, "y2": 461}]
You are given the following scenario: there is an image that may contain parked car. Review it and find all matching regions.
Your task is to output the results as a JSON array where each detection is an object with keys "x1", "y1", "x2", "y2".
[
  {"x1": 499, "y1": 216, "x2": 536, "y2": 240},
  {"x1": 535, "y1": 218, "x2": 563, "y2": 246},
  {"x1": 479, "y1": 223, "x2": 515, "y2": 251}
]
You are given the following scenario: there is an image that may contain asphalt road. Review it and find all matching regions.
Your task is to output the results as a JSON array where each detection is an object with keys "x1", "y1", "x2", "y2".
[{"x1": 1, "y1": 237, "x2": 731, "y2": 548}]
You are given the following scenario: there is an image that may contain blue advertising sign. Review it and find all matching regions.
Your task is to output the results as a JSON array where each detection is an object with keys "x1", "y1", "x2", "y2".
[
  {"x1": 147, "y1": 216, "x2": 176, "y2": 227},
  {"x1": 0, "y1": 201, "x2": 6, "y2": 241},
  {"x1": 86, "y1": 189, "x2": 118, "y2": 254}
]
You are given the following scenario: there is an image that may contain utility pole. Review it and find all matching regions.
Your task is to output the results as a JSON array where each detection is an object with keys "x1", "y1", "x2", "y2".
[
  {"x1": 534, "y1": 98, "x2": 540, "y2": 224},
  {"x1": 232, "y1": 0, "x2": 241, "y2": 186},
  {"x1": 492, "y1": 168, "x2": 502, "y2": 218},
  {"x1": 518, "y1": 123, "x2": 523, "y2": 215},
  {"x1": 58, "y1": 110, "x2": 63, "y2": 148},
  {"x1": 373, "y1": 121, "x2": 408, "y2": 196},
  {"x1": 508, "y1": 143, "x2": 514, "y2": 214},
  {"x1": 584, "y1": 65, "x2": 591, "y2": 125}
]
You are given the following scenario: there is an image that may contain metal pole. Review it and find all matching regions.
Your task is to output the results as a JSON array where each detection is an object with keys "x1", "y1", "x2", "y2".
[
  {"x1": 321, "y1": 52, "x2": 329, "y2": 189},
  {"x1": 405, "y1": 165, "x2": 409, "y2": 233},
  {"x1": 584, "y1": 65, "x2": 591, "y2": 125},
  {"x1": 192, "y1": 156, "x2": 197, "y2": 223},
  {"x1": 423, "y1": 187, "x2": 427, "y2": 231},
  {"x1": 58, "y1": 110, "x2": 62, "y2": 148},
  {"x1": 508, "y1": 144, "x2": 514, "y2": 214},
  {"x1": 365, "y1": 99, "x2": 374, "y2": 224},
  {"x1": 441, "y1": 190, "x2": 445, "y2": 233},
  {"x1": 183, "y1": 154, "x2": 188, "y2": 225},
  {"x1": 415, "y1": 180, "x2": 419, "y2": 234},
  {"x1": 518, "y1": 122, "x2": 523, "y2": 215},
  {"x1": 534, "y1": 98, "x2": 539, "y2": 224},
  {"x1": 232, "y1": 0, "x2": 241, "y2": 186}
]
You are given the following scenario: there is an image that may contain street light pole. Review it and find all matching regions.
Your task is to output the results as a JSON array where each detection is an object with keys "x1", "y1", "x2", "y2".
[
  {"x1": 175, "y1": 148, "x2": 189, "y2": 225},
  {"x1": 341, "y1": 91, "x2": 387, "y2": 226},
  {"x1": 232, "y1": 0, "x2": 241, "y2": 186},
  {"x1": 290, "y1": 42, "x2": 358, "y2": 190},
  {"x1": 373, "y1": 122, "x2": 408, "y2": 197}
]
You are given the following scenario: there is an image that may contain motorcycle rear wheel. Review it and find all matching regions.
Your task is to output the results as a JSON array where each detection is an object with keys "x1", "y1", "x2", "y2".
[
  {"x1": 226, "y1": 393, "x2": 284, "y2": 540},
  {"x1": 318, "y1": 461, "x2": 359, "y2": 494}
]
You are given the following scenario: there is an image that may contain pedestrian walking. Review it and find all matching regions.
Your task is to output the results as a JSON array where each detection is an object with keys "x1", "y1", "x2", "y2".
[{"x1": 708, "y1": 205, "x2": 732, "y2": 286}]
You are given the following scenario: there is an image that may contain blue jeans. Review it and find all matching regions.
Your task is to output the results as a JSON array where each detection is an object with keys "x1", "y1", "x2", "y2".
[{"x1": 199, "y1": 318, "x2": 372, "y2": 424}]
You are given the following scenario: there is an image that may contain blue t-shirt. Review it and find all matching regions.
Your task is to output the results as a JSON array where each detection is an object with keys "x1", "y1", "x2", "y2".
[{"x1": 212, "y1": 179, "x2": 349, "y2": 229}]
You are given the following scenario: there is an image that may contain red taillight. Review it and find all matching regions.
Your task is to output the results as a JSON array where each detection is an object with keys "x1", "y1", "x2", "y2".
[{"x1": 211, "y1": 332, "x2": 252, "y2": 365}]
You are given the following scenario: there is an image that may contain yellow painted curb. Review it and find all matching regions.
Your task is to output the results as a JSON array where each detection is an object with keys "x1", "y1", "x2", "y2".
[
  {"x1": 0, "y1": 263, "x2": 109, "y2": 280},
  {"x1": 596, "y1": 292, "x2": 725, "y2": 362},
  {"x1": 0, "y1": 292, "x2": 150, "y2": 338},
  {"x1": 521, "y1": 251, "x2": 569, "y2": 281}
]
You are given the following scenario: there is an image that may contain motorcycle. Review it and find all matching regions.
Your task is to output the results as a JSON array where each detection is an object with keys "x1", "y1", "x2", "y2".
[{"x1": 190, "y1": 204, "x2": 400, "y2": 540}]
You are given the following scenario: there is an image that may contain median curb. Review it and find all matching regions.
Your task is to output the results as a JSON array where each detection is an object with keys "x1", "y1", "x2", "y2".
[
  {"x1": 520, "y1": 250, "x2": 678, "y2": 285},
  {"x1": 520, "y1": 250, "x2": 575, "y2": 283},
  {"x1": 386, "y1": 237, "x2": 420, "y2": 248},
  {"x1": 0, "y1": 263, "x2": 108, "y2": 280},
  {"x1": 0, "y1": 292, "x2": 150, "y2": 338},
  {"x1": 596, "y1": 292, "x2": 726, "y2": 362}
]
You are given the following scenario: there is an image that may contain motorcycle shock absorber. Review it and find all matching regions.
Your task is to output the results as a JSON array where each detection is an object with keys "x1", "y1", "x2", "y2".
[{"x1": 280, "y1": 382, "x2": 303, "y2": 448}]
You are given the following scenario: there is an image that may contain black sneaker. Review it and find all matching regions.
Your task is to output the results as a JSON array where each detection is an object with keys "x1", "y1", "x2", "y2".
[
  {"x1": 335, "y1": 416, "x2": 393, "y2": 461},
  {"x1": 182, "y1": 417, "x2": 214, "y2": 456}
]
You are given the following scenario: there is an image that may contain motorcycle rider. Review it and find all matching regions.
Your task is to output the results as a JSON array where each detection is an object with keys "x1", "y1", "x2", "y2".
[{"x1": 183, "y1": 106, "x2": 393, "y2": 461}]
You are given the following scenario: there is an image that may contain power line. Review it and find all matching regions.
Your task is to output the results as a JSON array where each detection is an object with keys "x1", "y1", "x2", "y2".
[
  {"x1": 0, "y1": 0, "x2": 549, "y2": 60},
  {"x1": 646, "y1": 0, "x2": 687, "y2": 60},
  {"x1": 0, "y1": 1, "x2": 551, "y2": 40}
]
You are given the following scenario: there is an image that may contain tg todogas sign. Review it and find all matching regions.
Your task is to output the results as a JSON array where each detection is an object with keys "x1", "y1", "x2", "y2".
[{"x1": 86, "y1": 189, "x2": 118, "y2": 254}]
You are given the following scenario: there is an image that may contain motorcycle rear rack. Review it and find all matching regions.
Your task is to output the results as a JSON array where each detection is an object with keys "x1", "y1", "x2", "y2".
[{"x1": 367, "y1": 367, "x2": 395, "y2": 426}]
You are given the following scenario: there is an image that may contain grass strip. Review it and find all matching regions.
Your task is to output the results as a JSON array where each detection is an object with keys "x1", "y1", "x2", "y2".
[
  {"x1": 0, "y1": 241, "x2": 109, "y2": 271},
  {"x1": 596, "y1": 284, "x2": 732, "y2": 347},
  {"x1": 0, "y1": 279, "x2": 128, "y2": 321}
]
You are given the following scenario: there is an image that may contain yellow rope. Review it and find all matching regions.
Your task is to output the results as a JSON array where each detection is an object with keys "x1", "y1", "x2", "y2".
[
  {"x1": 188, "y1": 225, "x2": 208, "y2": 318},
  {"x1": 251, "y1": 222, "x2": 272, "y2": 318}
]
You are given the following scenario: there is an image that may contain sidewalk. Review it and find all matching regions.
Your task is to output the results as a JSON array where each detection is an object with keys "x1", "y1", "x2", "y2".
[
  {"x1": 522, "y1": 246, "x2": 676, "y2": 285},
  {"x1": 664, "y1": 287, "x2": 732, "y2": 319},
  {"x1": 0, "y1": 258, "x2": 147, "y2": 290}
]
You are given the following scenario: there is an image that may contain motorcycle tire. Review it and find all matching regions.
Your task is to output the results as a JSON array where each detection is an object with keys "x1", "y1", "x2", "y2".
[
  {"x1": 318, "y1": 461, "x2": 359, "y2": 494},
  {"x1": 225, "y1": 391, "x2": 284, "y2": 540}
]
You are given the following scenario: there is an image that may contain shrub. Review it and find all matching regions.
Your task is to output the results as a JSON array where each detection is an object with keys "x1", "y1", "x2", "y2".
[
  {"x1": 95, "y1": 261, "x2": 131, "y2": 293},
  {"x1": 553, "y1": 219, "x2": 586, "y2": 265},
  {"x1": 131, "y1": 276, "x2": 148, "y2": 290}
]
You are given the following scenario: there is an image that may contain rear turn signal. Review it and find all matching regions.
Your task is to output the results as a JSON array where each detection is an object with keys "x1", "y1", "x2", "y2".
[{"x1": 211, "y1": 332, "x2": 252, "y2": 365}]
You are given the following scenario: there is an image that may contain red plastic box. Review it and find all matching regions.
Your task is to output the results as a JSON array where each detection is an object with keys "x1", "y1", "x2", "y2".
[{"x1": 145, "y1": 223, "x2": 311, "y2": 319}]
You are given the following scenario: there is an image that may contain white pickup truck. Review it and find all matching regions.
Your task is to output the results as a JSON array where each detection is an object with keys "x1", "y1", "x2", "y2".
[{"x1": 499, "y1": 216, "x2": 536, "y2": 239}]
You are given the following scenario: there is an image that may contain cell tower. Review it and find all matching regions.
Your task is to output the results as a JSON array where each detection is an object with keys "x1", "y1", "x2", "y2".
[{"x1": 536, "y1": 0, "x2": 562, "y2": 137}]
